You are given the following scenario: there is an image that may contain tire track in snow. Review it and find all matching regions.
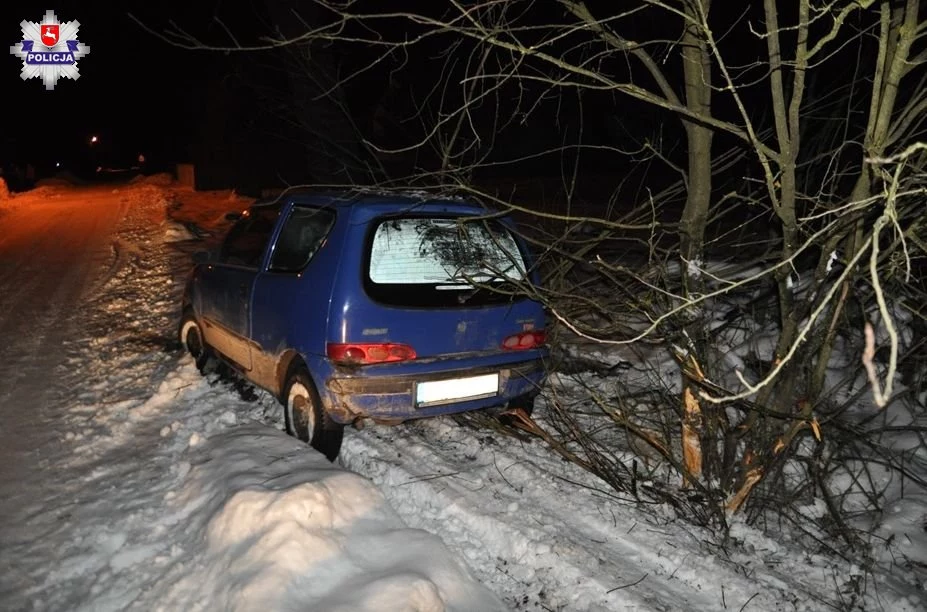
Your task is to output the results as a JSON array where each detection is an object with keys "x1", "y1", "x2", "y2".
[{"x1": 340, "y1": 419, "x2": 755, "y2": 611}]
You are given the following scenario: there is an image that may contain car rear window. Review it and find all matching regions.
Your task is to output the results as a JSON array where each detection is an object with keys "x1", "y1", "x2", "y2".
[{"x1": 365, "y1": 216, "x2": 528, "y2": 307}]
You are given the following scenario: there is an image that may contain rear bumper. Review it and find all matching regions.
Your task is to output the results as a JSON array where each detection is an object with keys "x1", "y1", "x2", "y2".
[{"x1": 320, "y1": 356, "x2": 547, "y2": 423}]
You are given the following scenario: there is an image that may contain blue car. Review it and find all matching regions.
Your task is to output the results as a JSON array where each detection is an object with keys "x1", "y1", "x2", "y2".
[{"x1": 180, "y1": 189, "x2": 548, "y2": 460}]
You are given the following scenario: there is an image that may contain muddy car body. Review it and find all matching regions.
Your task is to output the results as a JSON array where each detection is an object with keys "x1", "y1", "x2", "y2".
[{"x1": 180, "y1": 190, "x2": 548, "y2": 459}]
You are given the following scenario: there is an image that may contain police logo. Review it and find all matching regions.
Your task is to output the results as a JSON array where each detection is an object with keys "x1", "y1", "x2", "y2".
[{"x1": 10, "y1": 10, "x2": 91, "y2": 90}]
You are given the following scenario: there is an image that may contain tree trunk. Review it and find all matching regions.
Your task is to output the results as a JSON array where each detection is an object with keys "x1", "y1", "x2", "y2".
[
  {"x1": 679, "y1": 0, "x2": 713, "y2": 271},
  {"x1": 678, "y1": 0, "x2": 714, "y2": 484}
]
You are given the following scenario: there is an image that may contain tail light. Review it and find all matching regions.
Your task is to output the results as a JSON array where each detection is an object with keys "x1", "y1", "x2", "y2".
[
  {"x1": 327, "y1": 342, "x2": 416, "y2": 365},
  {"x1": 501, "y1": 330, "x2": 546, "y2": 350}
]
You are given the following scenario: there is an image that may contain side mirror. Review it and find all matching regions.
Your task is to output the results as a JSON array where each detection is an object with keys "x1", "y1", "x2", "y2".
[
  {"x1": 225, "y1": 212, "x2": 242, "y2": 222},
  {"x1": 192, "y1": 250, "x2": 212, "y2": 264}
]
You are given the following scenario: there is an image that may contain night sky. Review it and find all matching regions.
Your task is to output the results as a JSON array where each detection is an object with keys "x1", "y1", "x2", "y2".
[
  {"x1": 6, "y1": 1, "x2": 232, "y2": 176},
  {"x1": 4, "y1": 2, "x2": 696, "y2": 192},
  {"x1": 5, "y1": 1, "x2": 405, "y2": 191},
  {"x1": 4, "y1": 2, "x2": 888, "y2": 199}
]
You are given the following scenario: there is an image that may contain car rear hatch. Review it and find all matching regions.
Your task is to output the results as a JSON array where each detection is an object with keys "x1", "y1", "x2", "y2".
[{"x1": 330, "y1": 212, "x2": 547, "y2": 366}]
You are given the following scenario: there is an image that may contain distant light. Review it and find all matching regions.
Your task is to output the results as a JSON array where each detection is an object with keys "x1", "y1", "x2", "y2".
[
  {"x1": 90, "y1": 136, "x2": 98, "y2": 144},
  {"x1": 56, "y1": 162, "x2": 61, "y2": 168}
]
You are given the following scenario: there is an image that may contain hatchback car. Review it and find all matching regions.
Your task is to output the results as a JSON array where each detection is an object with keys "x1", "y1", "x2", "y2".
[{"x1": 180, "y1": 189, "x2": 548, "y2": 460}]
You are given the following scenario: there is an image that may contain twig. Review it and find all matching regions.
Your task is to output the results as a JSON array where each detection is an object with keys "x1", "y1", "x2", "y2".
[
  {"x1": 606, "y1": 572, "x2": 648, "y2": 593},
  {"x1": 738, "y1": 592, "x2": 759, "y2": 612}
]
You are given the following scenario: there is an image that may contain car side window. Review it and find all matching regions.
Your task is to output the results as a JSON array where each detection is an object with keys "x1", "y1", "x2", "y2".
[
  {"x1": 269, "y1": 207, "x2": 336, "y2": 273},
  {"x1": 219, "y1": 207, "x2": 279, "y2": 268}
]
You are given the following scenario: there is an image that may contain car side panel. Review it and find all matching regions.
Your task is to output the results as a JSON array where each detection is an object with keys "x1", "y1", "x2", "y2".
[
  {"x1": 196, "y1": 263, "x2": 257, "y2": 370},
  {"x1": 248, "y1": 206, "x2": 346, "y2": 395}
]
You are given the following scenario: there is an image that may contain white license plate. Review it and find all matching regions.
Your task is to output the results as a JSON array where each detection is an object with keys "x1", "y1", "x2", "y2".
[{"x1": 415, "y1": 373, "x2": 499, "y2": 407}]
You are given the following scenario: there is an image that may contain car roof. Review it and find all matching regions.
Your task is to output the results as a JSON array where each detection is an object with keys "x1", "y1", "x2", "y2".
[{"x1": 251, "y1": 188, "x2": 489, "y2": 215}]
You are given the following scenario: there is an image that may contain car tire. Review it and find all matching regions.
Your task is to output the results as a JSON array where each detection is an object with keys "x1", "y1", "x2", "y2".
[
  {"x1": 283, "y1": 368, "x2": 344, "y2": 462},
  {"x1": 179, "y1": 311, "x2": 214, "y2": 373}
]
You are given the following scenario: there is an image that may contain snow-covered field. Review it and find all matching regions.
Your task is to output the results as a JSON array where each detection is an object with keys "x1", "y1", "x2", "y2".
[{"x1": 0, "y1": 182, "x2": 923, "y2": 611}]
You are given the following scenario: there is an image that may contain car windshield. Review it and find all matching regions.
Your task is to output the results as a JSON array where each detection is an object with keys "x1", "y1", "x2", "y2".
[{"x1": 366, "y1": 216, "x2": 529, "y2": 307}]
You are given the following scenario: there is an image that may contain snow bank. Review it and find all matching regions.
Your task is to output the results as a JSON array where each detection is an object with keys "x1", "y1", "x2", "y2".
[{"x1": 154, "y1": 425, "x2": 504, "y2": 612}]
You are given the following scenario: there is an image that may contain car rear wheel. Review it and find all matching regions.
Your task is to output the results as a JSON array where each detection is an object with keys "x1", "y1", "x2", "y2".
[
  {"x1": 179, "y1": 312, "x2": 214, "y2": 373},
  {"x1": 283, "y1": 369, "x2": 344, "y2": 462}
]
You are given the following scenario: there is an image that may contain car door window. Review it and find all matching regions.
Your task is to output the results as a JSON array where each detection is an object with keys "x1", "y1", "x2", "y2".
[
  {"x1": 269, "y1": 207, "x2": 336, "y2": 273},
  {"x1": 219, "y1": 207, "x2": 279, "y2": 268}
]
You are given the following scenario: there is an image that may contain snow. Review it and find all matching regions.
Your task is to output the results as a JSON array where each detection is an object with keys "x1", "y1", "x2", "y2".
[
  {"x1": 686, "y1": 256, "x2": 702, "y2": 280},
  {"x1": 0, "y1": 183, "x2": 924, "y2": 611},
  {"x1": 161, "y1": 219, "x2": 198, "y2": 243},
  {"x1": 154, "y1": 424, "x2": 505, "y2": 612}
]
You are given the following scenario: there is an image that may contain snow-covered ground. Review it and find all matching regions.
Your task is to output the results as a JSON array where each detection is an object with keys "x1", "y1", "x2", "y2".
[{"x1": 0, "y1": 182, "x2": 923, "y2": 611}]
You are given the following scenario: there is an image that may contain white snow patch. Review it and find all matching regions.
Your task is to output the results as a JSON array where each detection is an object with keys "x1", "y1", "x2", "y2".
[
  {"x1": 161, "y1": 220, "x2": 197, "y2": 243},
  {"x1": 155, "y1": 426, "x2": 505, "y2": 612}
]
